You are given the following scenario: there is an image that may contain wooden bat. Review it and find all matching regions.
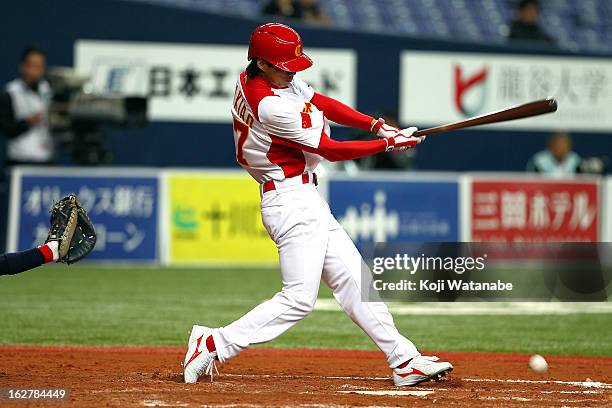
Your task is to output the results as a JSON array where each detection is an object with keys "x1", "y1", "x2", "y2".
[{"x1": 413, "y1": 98, "x2": 558, "y2": 137}]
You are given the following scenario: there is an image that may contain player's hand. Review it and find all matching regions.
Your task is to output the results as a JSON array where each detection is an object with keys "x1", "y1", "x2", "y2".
[
  {"x1": 27, "y1": 112, "x2": 43, "y2": 126},
  {"x1": 372, "y1": 118, "x2": 401, "y2": 139},
  {"x1": 386, "y1": 127, "x2": 426, "y2": 151}
]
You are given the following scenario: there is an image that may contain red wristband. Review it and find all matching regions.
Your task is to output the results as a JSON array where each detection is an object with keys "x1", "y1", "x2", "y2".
[
  {"x1": 38, "y1": 244, "x2": 54, "y2": 263},
  {"x1": 370, "y1": 118, "x2": 384, "y2": 134}
]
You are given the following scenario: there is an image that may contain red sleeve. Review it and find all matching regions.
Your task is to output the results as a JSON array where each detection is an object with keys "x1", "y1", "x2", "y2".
[
  {"x1": 310, "y1": 92, "x2": 374, "y2": 132},
  {"x1": 270, "y1": 131, "x2": 388, "y2": 162}
]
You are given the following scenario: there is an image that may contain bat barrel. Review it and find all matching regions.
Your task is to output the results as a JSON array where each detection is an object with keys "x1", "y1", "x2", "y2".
[{"x1": 413, "y1": 98, "x2": 558, "y2": 137}]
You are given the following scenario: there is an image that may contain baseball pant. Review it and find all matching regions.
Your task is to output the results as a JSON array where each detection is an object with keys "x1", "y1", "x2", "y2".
[{"x1": 213, "y1": 181, "x2": 419, "y2": 368}]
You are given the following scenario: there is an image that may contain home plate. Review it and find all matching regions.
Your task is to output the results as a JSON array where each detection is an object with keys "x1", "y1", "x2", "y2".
[{"x1": 340, "y1": 390, "x2": 434, "y2": 397}]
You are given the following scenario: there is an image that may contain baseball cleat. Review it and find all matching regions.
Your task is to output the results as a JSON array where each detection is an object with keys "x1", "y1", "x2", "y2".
[
  {"x1": 183, "y1": 325, "x2": 218, "y2": 384},
  {"x1": 393, "y1": 355, "x2": 453, "y2": 386}
]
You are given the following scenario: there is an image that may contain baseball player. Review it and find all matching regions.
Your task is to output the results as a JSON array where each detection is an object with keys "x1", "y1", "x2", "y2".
[
  {"x1": 183, "y1": 23, "x2": 453, "y2": 386},
  {"x1": 0, "y1": 195, "x2": 96, "y2": 276}
]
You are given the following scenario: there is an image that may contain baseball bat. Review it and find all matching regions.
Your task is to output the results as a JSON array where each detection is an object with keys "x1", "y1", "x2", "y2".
[{"x1": 413, "y1": 98, "x2": 558, "y2": 137}]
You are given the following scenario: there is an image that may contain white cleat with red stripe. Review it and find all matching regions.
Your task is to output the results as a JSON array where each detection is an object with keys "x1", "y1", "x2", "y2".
[
  {"x1": 393, "y1": 355, "x2": 453, "y2": 386},
  {"x1": 183, "y1": 325, "x2": 218, "y2": 384}
]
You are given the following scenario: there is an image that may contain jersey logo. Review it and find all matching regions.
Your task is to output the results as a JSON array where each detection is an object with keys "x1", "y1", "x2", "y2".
[
  {"x1": 301, "y1": 112, "x2": 312, "y2": 129},
  {"x1": 302, "y1": 102, "x2": 313, "y2": 113}
]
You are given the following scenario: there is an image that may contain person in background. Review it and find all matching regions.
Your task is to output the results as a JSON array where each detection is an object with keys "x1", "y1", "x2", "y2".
[
  {"x1": 527, "y1": 132, "x2": 580, "y2": 176},
  {"x1": 262, "y1": 0, "x2": 303, "y2": 20},
  {"x1": 0, "y1": 47, "x2": 54, "y2": 165},
  {"x1": 299, "y1": 0, "x2": 331, "y2": 26},
  {"x1": 508, "y1": 0, "x2": 555, "y2": 45},
  {"x1": 262, "y1": 0, "x2": 330, "y2": 26}
]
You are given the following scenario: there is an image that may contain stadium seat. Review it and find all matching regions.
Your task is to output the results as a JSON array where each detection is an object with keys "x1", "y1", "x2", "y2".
[{"x1": 123, "y1": 0, "x2": 612, "y2": 55}]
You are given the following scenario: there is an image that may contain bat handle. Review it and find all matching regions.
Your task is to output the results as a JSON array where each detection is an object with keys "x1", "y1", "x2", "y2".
[{"x1": 413, "y1": 129, "x2": 431, "y2": 137}]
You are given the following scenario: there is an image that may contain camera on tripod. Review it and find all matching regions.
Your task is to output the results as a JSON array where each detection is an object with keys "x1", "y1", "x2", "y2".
[{"x1": 46, "y1": 67, "x2": 148, "y2": 165}]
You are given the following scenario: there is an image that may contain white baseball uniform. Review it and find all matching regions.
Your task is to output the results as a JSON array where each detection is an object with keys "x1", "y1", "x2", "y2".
[{"x1": 211, "y1": 72, "x2": 419, "y2": 368}]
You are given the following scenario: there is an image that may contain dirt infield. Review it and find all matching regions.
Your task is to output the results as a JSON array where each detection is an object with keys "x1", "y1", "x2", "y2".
[{"x1": 0, "y1": 345, "x2": 610, "y2": 407}]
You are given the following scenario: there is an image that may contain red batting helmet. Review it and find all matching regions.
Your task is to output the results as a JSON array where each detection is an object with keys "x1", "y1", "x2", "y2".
[{"x1": 247, "y1": 23, "x2": 313, "y2": 72}]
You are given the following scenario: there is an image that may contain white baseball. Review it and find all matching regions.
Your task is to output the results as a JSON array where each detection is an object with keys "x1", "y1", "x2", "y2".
[{"x1": 529, "y1": 354, "x2": 549, "y2": 373}]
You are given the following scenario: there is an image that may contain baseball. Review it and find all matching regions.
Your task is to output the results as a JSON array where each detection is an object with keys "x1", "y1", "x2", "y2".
[{"x1": 529, "y1": 354, "x2": 549, "y2": 373}]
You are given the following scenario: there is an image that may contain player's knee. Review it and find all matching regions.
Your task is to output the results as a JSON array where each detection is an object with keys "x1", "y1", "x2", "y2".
[
  {"x1": 297, "y1": 296, "x2": 316, "y2": 315},
  {"x1": 282, "y1": 290, "x2": 316, "y2": 315},
  {"x1": 326, "y1": 273, "x2": 353, "y2": 292}
]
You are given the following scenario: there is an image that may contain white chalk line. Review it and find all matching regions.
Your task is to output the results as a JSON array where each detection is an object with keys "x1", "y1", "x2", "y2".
[
  {"x1": 222, "y1": 373, "x2": 611, "y2": 389},
  {"x1": 143, "y1": 400, "x2": 188, "y2": 407},
  {"x1": 290, "y1": 383, "x2": 603, "y2": 396},
  {"x1": 542, "y1": 390, "x2": 601, "y2": 394},
  {"x1": 222, "y1": 373, "x2": 389, "y2": 381},
  {"x1": 196, "y1": 405, "x2": 398, "y2": 408},
  {"x1": 314, "y1": 298, "x2": 612, "y2": 315},
  {"x1": 462, "y1": 378, "x2": 612, "y2": 389},
  {"x1": 339, "y1": 390, "x2": 433, "y2": 397},
  {"x1": 480, "y1": 396, "x2": 604, "y2": 404},
  {"x1": 137, "y1": 374, "x2": 611, "y2": 407}
]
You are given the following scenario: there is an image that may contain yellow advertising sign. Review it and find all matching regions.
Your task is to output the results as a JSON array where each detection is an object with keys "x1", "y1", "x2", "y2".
[{"x1": 168, "y1": 172, "x2": 277, "y2": 264}]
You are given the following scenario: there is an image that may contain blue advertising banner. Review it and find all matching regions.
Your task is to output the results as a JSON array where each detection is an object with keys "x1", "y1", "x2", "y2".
[
  {"x1": 8, "y1": 169, "x2": 159, "y2": 262},
  {"x1": 328, "y1": 177, "x2": 459, "y2": 244}
]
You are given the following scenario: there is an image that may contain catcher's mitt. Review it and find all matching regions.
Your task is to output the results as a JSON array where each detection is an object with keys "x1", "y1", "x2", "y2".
[{"x1": 46, "y1": 194, "x2": 96, "y2": 264}]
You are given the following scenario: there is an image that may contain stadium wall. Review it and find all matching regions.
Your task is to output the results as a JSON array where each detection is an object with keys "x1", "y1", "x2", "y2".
[{"x1": 6, "y1": 166, "x2": 609, "y2": 264}]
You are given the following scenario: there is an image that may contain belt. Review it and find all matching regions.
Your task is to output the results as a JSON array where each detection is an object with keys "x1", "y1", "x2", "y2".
[{"x1": 262, "y1": 172, "x2": 318, "y2": 193}]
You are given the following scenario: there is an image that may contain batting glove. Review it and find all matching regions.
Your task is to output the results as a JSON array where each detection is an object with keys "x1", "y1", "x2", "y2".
[
  {"x1": 371, "y1": 118, "x2": 401, "y2": 139},
  {"x1": 384, "y1": 127, "x2": 426, "y2": 151}
]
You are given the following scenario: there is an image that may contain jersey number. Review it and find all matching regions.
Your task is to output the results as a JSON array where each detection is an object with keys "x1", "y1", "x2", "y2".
[{"x1": 233, "y1": 117, "x2": 250, "y2": 166}]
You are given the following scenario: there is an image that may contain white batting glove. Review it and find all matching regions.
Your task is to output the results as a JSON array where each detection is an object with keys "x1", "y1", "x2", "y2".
[
  {"x1": 384, "y1": 127, "x2": 426, "y2": 151},
  {"x1": 371, "y1": 118, "x2": 401, "y2": 139}
]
